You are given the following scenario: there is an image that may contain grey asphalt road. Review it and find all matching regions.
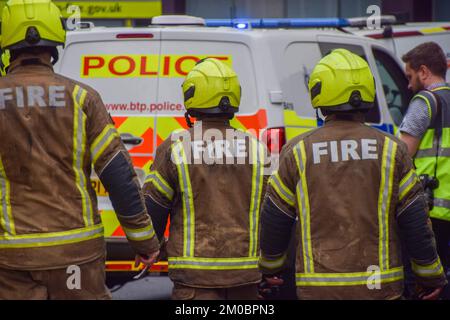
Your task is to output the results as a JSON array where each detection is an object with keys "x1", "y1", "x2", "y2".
[{"x1": 107, "y1": 274, "x2": 173, "y2": 300}]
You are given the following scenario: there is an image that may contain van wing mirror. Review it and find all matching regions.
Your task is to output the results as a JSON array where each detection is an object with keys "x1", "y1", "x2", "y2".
[{"x1": 120, "y1": 133, "x2": 143, "y2": 146}]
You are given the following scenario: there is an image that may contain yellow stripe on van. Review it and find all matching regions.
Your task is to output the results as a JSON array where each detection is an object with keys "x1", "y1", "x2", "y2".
[
  {"x1": 420, "y1": 27, "x2": 447, "y2": 34},
  {"x1": 230, "y1": 117, "x2": 249, "y2": 133},
  {"x1": 156, "y1": 117, "x2": 186, "y2": 141},
  {"x1": 116, "y1": 117, "x2": 155, "y2": 138}
]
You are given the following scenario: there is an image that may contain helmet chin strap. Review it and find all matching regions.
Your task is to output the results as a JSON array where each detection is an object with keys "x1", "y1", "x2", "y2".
[
  {"x1": 184, "y1": 112, "x2": 193, "y2": 128},
  {"x1": 315, "y1": 109, "x2": 322, "y2": 122},
  {"x1": 50, "y1": 47, "x2": 59, "y2": 65}
]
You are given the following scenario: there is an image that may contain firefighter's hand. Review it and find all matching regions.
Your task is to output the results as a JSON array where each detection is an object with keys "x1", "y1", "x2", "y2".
[
  {"x1": 418, "y1": 286, "x2": 443, "y2": 300},
  {"x1": 134, "y1": 250, "x2": 160, "y2": 268},
  {"x1": 258, "y1": 275, "x2": 284, "y2": 300}
]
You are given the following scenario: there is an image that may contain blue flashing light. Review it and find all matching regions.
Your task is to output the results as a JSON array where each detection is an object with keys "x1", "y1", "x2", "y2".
[
  {"x1": 205, "y1": 18, "x2": 351, "y2": 29},
  {"x1": 235, "y1": 22, "x2": 249, "y2": 29}
]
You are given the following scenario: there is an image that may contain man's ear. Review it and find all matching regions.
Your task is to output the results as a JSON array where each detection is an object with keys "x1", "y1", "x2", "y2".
[{"x1": 418, "y1": 65, "x2": 430, "y2": 81}]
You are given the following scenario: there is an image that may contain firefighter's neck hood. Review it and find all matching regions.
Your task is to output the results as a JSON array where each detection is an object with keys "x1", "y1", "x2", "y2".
[
  {"x1": 324, "y1": 112, "x2": 365, "y2": 125},
  {"x1": 8, "y1": 52, "x2": 53, "y2": 74}
]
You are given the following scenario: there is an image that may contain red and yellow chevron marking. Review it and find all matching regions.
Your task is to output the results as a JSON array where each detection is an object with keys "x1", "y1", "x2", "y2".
[
  {"x1": 232, "y1": 109, "x2": 268, "y2": 137},
  {"x1": 101, "y1": 210, "x2": 123, "y2": 237},
  {"x1": 113, "y1": 116, "x2": 156, "y2": 155},
  {"x1": 106, "y1": 260, "x2": 168, "y2": 273},
  {"x1": 111, "y1": 109, "x2": 267, "y2": 172}
]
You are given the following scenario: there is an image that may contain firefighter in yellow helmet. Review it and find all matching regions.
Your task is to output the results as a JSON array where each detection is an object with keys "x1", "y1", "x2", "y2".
[
  {"x1": 143, "y1": 58, "x2": 268, "y2": 300},
  {"x1": 0, "y1": 0, "x2": 159, "y2": 299},
  {"x1": 258, "y1": 48, "x2": 447, "y2": 299}
]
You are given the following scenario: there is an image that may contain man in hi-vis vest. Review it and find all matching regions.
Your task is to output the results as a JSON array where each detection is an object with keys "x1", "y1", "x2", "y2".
[{"x1": 399, "y1": 42, "x2": 450, "y2": 299}]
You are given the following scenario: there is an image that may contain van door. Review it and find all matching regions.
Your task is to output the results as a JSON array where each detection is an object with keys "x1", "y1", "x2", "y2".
[
  {"x1": 281, "y1": 41, "x2": 322, "y2": 140},
  {"x1": 371, "y1": 45, "x2": 412, "y2": 129},
  {"x1": 58, "y1": 30, "x2": 161, "y2": 239},
  {"x1": 391, "y1": 32, "x2": 450, "y2": 82},
  {"x1": 316, "y1": 38, "x2": 385, "y2": 127},
  {"x1": 316, "y1": 38, "x2": 412, "y2": 134}
]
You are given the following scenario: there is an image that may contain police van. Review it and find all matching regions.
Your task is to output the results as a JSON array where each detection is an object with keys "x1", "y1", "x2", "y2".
[
  {"x1": 54, "y1": 15, "x2": 413, "y2": 273},
  {"x1": 345, "y1": 20, "x2": 450, "y2": 82}
]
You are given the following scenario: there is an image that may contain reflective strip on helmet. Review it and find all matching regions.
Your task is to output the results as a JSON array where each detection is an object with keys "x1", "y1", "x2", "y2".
[
  {"x1": 168, "y1": 257, "x2": 259, "y2": 270},
  {"x1": 296, "y1": 267, "x2": 403, "y2": 286},
  {"x1": 259, "y1": 253, "x2": 287, "y2": 270},
  {"x1": 172, "y1": 141, "x2": 195, "y2": 257},
  {"x1": 378, "y1": 137, "x2": 397, "y2": 271},
  {"x1": 412, "y1": 259, "x2": 444, "y2": 277},
  {"x1": 293, "y1": 141, "x2": 314, "y2": 274},
  {"x1": 91, "y1": 124, "x2": 120, "y2": 165},
  {"x1": 144, "y1": 171, "x2": 174, "y2": 201},
  {"x1": 249, "y1": 138, "x2": 264, "y2": 257},
  {"x1": 72, "y1": 85, "x2": 94, "y2": 227},
  {"x1": 122, "y1": 225, "x2": 155, "y2": 241},
  {"x1": 268, "y1": 172, "x2": 295, "y2": 207},
  {"x1": 399, "y1": 169, "x2": 418, "y2": 201},
  {"x1": 0, "y1": 156, "x2": 15, "y2": 235},
  {"x1": 0, "y1": 224, "x2": 104, "y2": 248}
]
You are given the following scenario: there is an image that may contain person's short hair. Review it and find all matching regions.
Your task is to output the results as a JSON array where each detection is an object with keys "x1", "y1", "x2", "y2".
[{"x1": 402, "y1": 42, "x2": 447, "y2": 79}]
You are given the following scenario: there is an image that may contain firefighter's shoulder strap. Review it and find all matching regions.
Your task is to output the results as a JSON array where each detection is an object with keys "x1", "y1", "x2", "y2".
[{"x1": 426, "y1": 89, "x2": 442, "y2": 178}]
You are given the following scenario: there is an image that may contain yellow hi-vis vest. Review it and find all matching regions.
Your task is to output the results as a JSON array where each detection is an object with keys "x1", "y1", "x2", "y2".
[{"x1": 414, "y1": 86, "x2": 450, "y2": 222}]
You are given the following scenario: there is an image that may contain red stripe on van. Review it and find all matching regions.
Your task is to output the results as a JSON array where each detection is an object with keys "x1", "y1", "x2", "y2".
[
  {"x1": 366, "y1": 33, "x2": 384, "y2": 39},
  {"x1": 392, "y1": 31, "x2": 422, "y2": 38},
  {"x1": 367, "y1": 30, "x2": 422, "y2": 39},
  {"x1": 116, "y1": 33, "x2": 154, "y2": 39}
]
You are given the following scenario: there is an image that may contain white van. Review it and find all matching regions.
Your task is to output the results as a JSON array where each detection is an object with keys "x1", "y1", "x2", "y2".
[
  {"x1": 345, "y1": 21, "x2": 450, "y2": 81},
  {"x1": 54, "y1": 16, "x2": 412, "y2": 272}
]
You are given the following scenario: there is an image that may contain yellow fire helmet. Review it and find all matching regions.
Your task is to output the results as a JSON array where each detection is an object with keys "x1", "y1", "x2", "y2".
[
  {"x1": 0, "y1": 50, "x2": 10, "y2": 76},
  {"x1": 182, "y1": 58, "x2": 241, "y2": 116},
  {"x1": 308, "y1": 48, "x2": 375, "y2": 111},
  {"x1": 1, "y1": 0, "x2": 66, "y2": 53}
]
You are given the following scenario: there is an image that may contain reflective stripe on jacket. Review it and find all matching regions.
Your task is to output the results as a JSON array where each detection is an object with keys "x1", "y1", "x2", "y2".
[
  {"x1": 143, "y1": 118, "x2": 268, "y2": 287},
  {"x1": 0, "y1": 54, "x2": 157, "y2": 269},
  {"x1": 263, "y1": 114, "x2": 432, "y2": 299}
]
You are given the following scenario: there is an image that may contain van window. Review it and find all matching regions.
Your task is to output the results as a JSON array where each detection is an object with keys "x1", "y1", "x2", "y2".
[
  {"x1": 319, "y1": 42, "x2": 381, "y2": 124},
  {"x1": 281, "y1": 42, "x2": 322, "y2": 118},
  {"x1": 372, "y1": 48, "x2": 412, "y2": 126},
  {"x1": 157, "y1": 40, "x2": 257, "y2": 115}
]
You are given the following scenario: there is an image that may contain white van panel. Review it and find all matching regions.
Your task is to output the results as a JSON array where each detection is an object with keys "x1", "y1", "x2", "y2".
[{"x1": 157, "y1": 39, "x2": 258, "y2": 115}]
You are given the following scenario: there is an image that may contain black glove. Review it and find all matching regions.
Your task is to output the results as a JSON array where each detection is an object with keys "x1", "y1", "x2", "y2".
[{"x1": 258, "y1": 275, "x2": 284, "y2": 300}]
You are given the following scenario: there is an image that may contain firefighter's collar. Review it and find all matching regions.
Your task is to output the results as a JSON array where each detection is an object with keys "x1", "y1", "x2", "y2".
[
  {"x1": 194, "y1": 117, "x2": 231, "y2": 126},
  {"x1": 324, "y1": 112, "x2": 365, "y2": 124},
  {"x1": 8, "y1": 53, "x2": 53, "y2": 74}
]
